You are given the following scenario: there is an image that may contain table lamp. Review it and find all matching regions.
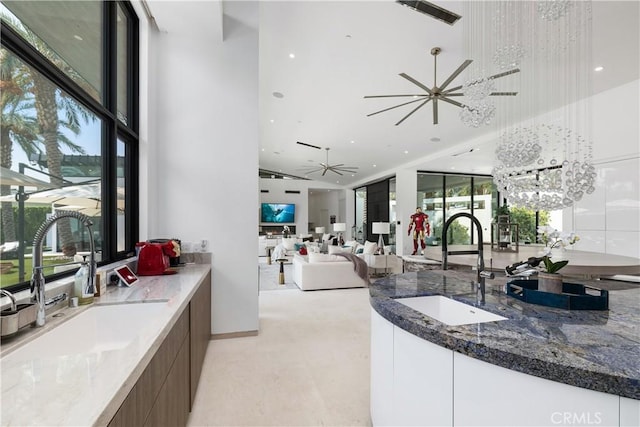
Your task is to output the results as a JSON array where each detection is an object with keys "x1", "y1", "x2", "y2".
[
  {"x1": 333, "y1": 223, "x2": 346, "y2": 245},
  {"x1": 372, "y1": 222, "x2": 390, "y2": 255},
  {"x1": 315, "y1": 226, "x2": 325, "y2": 239}
]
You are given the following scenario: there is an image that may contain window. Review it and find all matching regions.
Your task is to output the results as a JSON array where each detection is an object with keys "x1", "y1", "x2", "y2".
[
  {"x1": 1, "y1": 1, "x2": 138, "y2": 290},
  {"x1": 418, "y1": 173, "x2": 497, "y2": 246}
]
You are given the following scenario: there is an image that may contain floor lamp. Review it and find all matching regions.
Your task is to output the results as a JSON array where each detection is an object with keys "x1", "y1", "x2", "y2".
[
  {"x1": 333, "y1": 223, "x2": 346, "y2": 246},
  {"x1": 372, "y1": 222, "x2": 390, "y2": 255}
]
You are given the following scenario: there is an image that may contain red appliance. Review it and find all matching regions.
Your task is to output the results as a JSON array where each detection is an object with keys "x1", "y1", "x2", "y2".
[{"x1": 136, "y1": 243, "x2": 170, "y2": 276}]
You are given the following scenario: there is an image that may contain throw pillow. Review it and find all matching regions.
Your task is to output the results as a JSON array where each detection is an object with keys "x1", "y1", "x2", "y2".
[
  {"x1": 281, "y1": 237, "x2": 297, "y2": 251},
  {"x1": 294, "y1": 242, "x2": 305, "y2": 251},
  {"x1": 363, "y1": 240, "x2": 378, "y2": 255},
  {"x1": 328, "y1": 245, "x2": 351, "y2": 255},
  {"x1": 308, "y1": 253, "x2": 347, "y2": 263},
  {"x1": 299, "y1": 246, "x2": 308, "y2": 255}
]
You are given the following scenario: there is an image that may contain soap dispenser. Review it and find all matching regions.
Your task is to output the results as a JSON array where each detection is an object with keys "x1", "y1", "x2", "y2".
[{"x1": 74, "y1": 257, "x2": 94, "y2": 305}]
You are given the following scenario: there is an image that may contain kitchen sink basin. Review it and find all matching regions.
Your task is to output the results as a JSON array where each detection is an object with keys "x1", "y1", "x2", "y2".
[
  {"x1": 2, "y1": 302, "x2": 169, "y2": 361},
  {"x1": 396, "y1": 295, "x2": 508, "y2": 326}
]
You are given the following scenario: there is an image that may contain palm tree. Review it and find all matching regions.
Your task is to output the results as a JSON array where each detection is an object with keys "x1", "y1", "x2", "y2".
[
  {"x1": 0, "y1": 47, "x2": 39, "y2": 243},
  {"x1": 2, "y1": 14, "x2": 94, "y2": 255}
]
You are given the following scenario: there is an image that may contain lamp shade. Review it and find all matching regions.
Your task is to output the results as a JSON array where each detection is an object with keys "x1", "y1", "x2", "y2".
[
  {"x1": 315, "y1": 227, "x2": 325, "y2": 234},
  {"x1": 333, "y1": 223, "x2": 346, "y2": 232},
  {"x1": 372, "y1": 222, "x2": 390, "y2": 234}
]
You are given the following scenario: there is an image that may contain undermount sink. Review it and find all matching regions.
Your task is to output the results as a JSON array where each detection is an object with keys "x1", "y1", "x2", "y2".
[
  {"x1": 2, "y1": 302, "x2": 169, "y2": 362},
  {"x1": 396, "y1": 295, "x2": 508, "y2": 326}
]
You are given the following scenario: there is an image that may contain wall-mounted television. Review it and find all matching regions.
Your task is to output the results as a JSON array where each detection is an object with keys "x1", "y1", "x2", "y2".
[{"x1": 261, "y1": 203, "x2": 295, "y2": 223}]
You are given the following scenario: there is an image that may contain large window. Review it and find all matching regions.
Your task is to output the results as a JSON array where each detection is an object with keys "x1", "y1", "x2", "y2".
[
  {"x1": 418, "y1": 173, "x2": 496, "y2": 246},
  {"x1": 0, "y1": 1, "x2": 138, "y2": 290}
]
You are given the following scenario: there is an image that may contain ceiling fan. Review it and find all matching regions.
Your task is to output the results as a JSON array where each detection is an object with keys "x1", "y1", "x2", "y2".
[
  {"x1": 364, "y1": 47, "x2": 520, "y2": 125},
  {"x1": 296, "y1": 142, "x2": 359, "y2": 176}
]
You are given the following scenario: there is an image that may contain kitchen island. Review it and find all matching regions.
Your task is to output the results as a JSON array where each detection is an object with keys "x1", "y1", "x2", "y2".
[
  {"x1": 1, "y1": 263, "x2": 211, "y2": 427},
  {"x1": 370, "y1": 270, "x2": 640, "y2": 426}
]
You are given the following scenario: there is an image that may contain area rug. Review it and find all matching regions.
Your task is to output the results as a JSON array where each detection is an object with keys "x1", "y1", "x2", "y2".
[{"x1": 259, "y1": 261, "x2": 299, "y2": 291}]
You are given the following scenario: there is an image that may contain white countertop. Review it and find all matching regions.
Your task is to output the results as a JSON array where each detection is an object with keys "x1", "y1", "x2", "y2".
[{"x1": 0, "y1": 264, "x2": 211, "y2": 427}]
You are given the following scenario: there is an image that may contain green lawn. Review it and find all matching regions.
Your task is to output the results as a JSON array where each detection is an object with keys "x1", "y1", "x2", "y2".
[{"x1": 0, "y1": 256, "x2": 76, "y2": 289}]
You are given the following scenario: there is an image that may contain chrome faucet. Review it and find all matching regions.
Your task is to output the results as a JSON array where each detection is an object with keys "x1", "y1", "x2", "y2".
[
  {"x1": 1, "y1": 289, "x2": 17, "y2": 312},
  {"x1": 31, "y1": 210, "x2": 96, "y2": 327},
  {"x1": 442, "y1": 212, "x2": 493, "y2": 304}
]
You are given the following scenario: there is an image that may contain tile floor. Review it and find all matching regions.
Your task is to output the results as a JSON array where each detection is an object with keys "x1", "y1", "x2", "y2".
[{"x1": 187, "y1": 277, "x2": 372, "y2": 426}]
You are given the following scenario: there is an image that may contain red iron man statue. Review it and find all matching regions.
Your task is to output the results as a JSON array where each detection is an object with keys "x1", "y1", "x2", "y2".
[{"x1": 408, "y1": 207, "x2": 430, "y2": 255}]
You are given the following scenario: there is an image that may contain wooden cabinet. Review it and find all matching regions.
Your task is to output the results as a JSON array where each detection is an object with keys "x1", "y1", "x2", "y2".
[
  {"x1": 190, "y1": 270, "x2": 211, "y2": 407},
  {"x1": 109, "y1": 273, "x2": 211, "y2": 427}
]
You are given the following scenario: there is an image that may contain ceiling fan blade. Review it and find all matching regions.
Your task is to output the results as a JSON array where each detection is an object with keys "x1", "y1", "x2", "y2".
[
  {"x1": 488, "y1": 68, "x2": 520, "y2": 80},
  {"x1": 296, "y1": 141, "x2": 322, "y2": 150},
  {"x1": 439, "y1": 59, "x2": 473, "y2": 91},
  {"x1": 331, "y1": 163, "x2": 345, "y2": 168},
  {"x1": 433, "y1": 98, "x2": 438, "y2": 125},
  {"x1": 395, "y1": 98, "x2": 431, "y2": 126},
  {"x1": 442, "y1": 85, "x2": 462, "y2": 94},
  {"x1": 399, "y1": 73, "x2": 433, "y2": 94},
  {"x1": 489, "y1": 92, "x2": 518, "y2": 96},
  {"x1": 443, "y1": 93, "x2": 464, "y2": 96},
  {"x1": 367, "y1": 96, "x2": 429, "y2": 117},
  {"x1": 439, "y1": 96, "x2": 465, "y2": 108},
  {"x1": 321, "y1": 169, "x2": 328, "y2": 176},
  {"x1": 364, "y1": 94, "x2": 429, "y2": 98},
  {"x1": 330, "y1": 169, "x2": 344, "y2": 176}
]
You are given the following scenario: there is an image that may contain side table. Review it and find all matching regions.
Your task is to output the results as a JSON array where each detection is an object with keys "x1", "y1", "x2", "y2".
[
  {"x1": 275, "y1": 258, "x2": 288, "y2": 284},
  {"x1": 266, "y1": 246, "x2": 275, "y2": 265}
]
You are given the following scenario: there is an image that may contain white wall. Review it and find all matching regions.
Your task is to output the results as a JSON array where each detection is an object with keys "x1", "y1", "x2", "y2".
[
  {"x1": 564, "y1": 80, "x2": 640, "y2": 258},
  {"x1": 259, "y1": 178, "x2": 349, "y2": 237},
  {"x1": 146, "y1": 1, "x2": 260, "y2": 334},
  {"x1": 395, "y1": 168, "x2": 418, "y2": 256}
]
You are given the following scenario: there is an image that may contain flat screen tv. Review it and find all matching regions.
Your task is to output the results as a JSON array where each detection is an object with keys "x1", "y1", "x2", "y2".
[{"x1": 261, "y1": 203, "x2": 295, "y2": 223}]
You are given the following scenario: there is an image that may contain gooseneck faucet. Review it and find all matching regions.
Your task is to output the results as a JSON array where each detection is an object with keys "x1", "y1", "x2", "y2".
[
  {"x1": 442, "y1": 212, "x2": 493, "y2": 304},
  {"x1": 31, "y1": 210, "x2": 96, "y2": 327}
]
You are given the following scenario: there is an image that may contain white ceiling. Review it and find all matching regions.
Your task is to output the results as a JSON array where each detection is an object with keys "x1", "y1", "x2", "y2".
[
  {"x1": 146, "y1": 1, "x2": 639, "y2": 188},
  {"x1": 257, "y1": 0, "x2": 639, "y2": 187}
]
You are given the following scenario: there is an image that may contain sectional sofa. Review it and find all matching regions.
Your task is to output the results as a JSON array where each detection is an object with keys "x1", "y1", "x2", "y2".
[{"x1": 292, "y1": 253, "x2": 369, "y2": 291}]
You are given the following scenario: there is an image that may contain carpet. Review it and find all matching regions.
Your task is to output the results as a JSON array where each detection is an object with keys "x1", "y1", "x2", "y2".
[{"x1": 259, "y1": 259, "x2": 299, "y2": 291}]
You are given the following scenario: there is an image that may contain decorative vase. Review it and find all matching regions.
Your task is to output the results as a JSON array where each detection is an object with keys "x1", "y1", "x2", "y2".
[{"x1": 538, "y1": 271, "x2": 564, "y2": 294}]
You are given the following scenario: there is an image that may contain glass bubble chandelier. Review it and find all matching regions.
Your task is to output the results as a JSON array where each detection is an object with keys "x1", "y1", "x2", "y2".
[{"x1": 465, "y1": 0, "x2": 594, "y2": 211}]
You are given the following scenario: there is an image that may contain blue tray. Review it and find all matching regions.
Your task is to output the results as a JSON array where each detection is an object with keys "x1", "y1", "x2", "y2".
[{"x1": 506, "y1": 279, "x2": 609, "y2": 310}]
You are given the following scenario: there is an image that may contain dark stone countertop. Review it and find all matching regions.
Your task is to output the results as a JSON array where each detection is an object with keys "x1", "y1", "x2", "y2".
[{"x1": 369, "y1": 270, "x2": 640, "y2": 400}]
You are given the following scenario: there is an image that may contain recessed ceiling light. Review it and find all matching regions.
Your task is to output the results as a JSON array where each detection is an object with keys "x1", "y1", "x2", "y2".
[
  {"x1": 404, "y1": 150, "x2": 409, "y2": 154},
  {"x1": 73, "y1": 34, "x2": 83, "y2": 41},
  {"x1": 289, "y1": 53, "x2": 295, "y2": 59},
  {"x1": 351, "y1": 174, "x2": 355, "y2": 177},
  {"x1": 430, "y1": 137, "x2": 441, "y2": 142},
  {"x1": 336, "y1": 181, "x2": 340, "y2": 184},
  {"x1": 261, "y1": 148, "x2": 265, "y2": 152},
  {"x1": 269, "y1": 119, "x2": 275, "y2": 123},
  {"x1": 350, "y1": 140, "x2": 355, "y2": 144},
  {"x1": 594, "y1": 66, "x2": 604, "y2": 72},
  {"x1": 272, "y1": 92, "x2": 284, "y2": 98},
  {"x1": 373, "y1": 164, "x2": 377, "y2": 168},
  {"x1": 450, "y1": 166, "x2": 455, "y2": 170}
]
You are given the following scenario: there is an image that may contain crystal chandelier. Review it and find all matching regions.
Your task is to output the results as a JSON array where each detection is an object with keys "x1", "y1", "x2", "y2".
[{"x1": 465, "y1": 0, "x2": 594, "y2": 211}]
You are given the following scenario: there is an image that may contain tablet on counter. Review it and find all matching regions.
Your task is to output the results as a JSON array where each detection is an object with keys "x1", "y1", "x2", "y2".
[{"x1": 115, "y1": 265, "x2": 139, "y2": 287}]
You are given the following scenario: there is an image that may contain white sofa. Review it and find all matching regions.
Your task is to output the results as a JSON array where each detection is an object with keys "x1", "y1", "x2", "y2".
[{"x1": 293, "y1": 253, "x2": 368, "y2": 291}]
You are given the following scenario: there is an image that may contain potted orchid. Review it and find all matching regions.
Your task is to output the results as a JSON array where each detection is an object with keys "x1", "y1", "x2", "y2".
[{"x1": 536, "y1": 226, "x2": 580, "y2": 293}]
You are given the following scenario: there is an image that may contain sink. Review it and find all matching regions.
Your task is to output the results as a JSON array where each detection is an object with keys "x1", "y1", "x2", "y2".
[
  {"x1": 396, "y1": 295, "x2": 508, "y2": 326},
  {"x1": 2, "y1": 302, "x2": 169, "y2": 361}
]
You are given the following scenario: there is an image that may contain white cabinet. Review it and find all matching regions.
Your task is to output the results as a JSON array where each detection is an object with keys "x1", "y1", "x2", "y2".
[
  {"x1": 621, "y1": 396, "x2": 640, "y2": 427},
  {"x1": 394, "y1": 326, "x2": 452, "y2": 426},
  {"x1": 371, "y1": 310, "x2": 630, "y2": 427},
  {"x1": 453, "y1": 352, "x2": 619, "y2": 426},
  {"x1": 370, "y1": 309, "x2": 394, "y2": 426}
]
